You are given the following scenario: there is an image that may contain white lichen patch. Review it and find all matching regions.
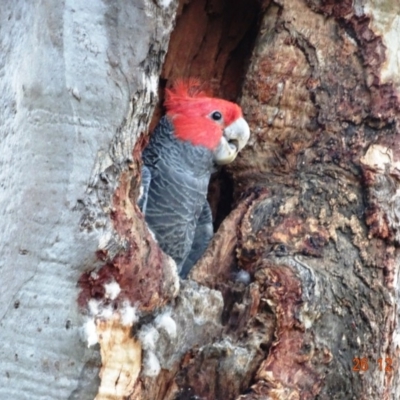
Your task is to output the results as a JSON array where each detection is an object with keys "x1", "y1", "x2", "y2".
[
  {"x1": 84, "y1": 287, "x2": 140, "y2": 348},
  {"x1": 138, "y1": 324, "x2": 160, "y2": 351},
  {"x1": 154, "y1": 312, "x2": 177, "y2": 339},
  {"x1": 190, "y1": 285, "x2": 224, "y2": 327},
  {"x1": 99, "y1": 306, "x2": 113, "y2": 319},
  {"x1": 104, "y1": 280, "x2": 121, "y2": 300},
  {"x1": 142, "y1": 350, "x2": 161, "y2": 377},
  {"x1": 131, "y1": 280, "x2": 224, "y2": 373},
  {"x1": 360, "y1": 144, "x2": 393, "y2": 172},
  {"x1": 120, "y1": 302, "x2": 139, "y2": 326},
  {"x1": 88, "y1": 298, "x2": 101, "y2": 316}
]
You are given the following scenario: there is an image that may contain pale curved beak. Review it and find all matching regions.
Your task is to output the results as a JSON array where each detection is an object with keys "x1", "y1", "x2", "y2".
[{"x1": 213, "y1": 117, "x2": 250, "y2": 165}]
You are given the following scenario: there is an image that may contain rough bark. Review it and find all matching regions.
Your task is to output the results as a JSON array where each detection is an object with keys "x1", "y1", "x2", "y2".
[
  {"x1": 155, "y1": 0, "x2": 400, "y2": 399},
  {"x1": 192, "y1": 1, "x2": 400, "y2": 399},
  {"x1": 1, "y1": 0, "x2": 400, "y2": 400}
]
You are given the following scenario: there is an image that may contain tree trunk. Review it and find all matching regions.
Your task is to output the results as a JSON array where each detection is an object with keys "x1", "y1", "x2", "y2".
[
  {"x1": 0, "y1": 1, "x2": 177, "y2": 399},
  {"x1": 1, "y1": 1, "x2": 399, "y2": 399}
]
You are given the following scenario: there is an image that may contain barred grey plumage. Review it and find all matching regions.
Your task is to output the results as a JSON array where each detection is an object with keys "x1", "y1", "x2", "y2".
[{"x1": 140, "y1": 116, "x2": 215, "y2": 276}]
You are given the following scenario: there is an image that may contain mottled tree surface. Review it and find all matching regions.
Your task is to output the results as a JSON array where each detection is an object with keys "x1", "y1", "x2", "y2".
[
  {"x1": 149, "y1": 1, "x2": 400, "y2": 399},
  {"x1": 1, "y1": 1, "x2": 400, "y2": 400}
]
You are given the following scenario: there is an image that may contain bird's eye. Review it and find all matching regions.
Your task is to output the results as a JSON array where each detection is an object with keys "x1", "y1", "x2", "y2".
[{"x1": 211, "y1": 111, "x2": 222, "y2": 121}]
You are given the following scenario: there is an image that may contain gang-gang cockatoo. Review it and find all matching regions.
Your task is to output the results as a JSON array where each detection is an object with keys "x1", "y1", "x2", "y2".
[{"x1": 139, "y1": 80, "x2": 250, "y2": 277}]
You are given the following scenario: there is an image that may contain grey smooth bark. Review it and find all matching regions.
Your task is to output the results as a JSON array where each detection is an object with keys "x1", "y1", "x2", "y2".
[{"x1": 0, "y1": 1, "x2": 176, "y2": 398}]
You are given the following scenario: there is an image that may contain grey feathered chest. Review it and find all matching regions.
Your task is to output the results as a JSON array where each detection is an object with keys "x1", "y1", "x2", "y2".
[{"x1": 142, "y1": 116, "x2": 214, "y2": 176}]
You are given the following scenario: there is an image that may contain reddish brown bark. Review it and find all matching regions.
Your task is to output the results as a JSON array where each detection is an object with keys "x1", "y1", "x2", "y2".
[{"x1": 81, "y1": 1, "x2": 400, "y2": 399}]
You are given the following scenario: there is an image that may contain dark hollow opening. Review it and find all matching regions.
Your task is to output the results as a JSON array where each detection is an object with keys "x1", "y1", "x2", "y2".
[{"x1": 154, "y1": 0, "x2": 262, "y2": 229}]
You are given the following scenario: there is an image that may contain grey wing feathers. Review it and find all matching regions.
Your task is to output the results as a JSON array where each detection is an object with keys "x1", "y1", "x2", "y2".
[
  {"x1": 180, "y1": 201, "x2": 213, "y2": 278},
  {"x1": 143, "y1": 158, "x2": 208, "y2": 271}
]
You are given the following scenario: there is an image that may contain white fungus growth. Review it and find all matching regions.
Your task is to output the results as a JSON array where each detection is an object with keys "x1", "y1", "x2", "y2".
[
  {"x1": 88, "y1": 299, "x2": 101, "y2": 316},
  {"x1": 120, "y1": 302, "x2": 139, "y2": 326},
  {"x1": 84, "y1": 318, "x2": 98, "y2": 347},
  {"x1": 104, "y1": 280, "x2": 121, "y2": 300},
  {"x1": 138, "y1": 324, "x2": 160, "y2": 351},
  {"x1": 99, "y1": 306, "x2": 114, "y2": 319},
  {"x1": 154, "y1": 312, "x2": 177, "y2": 339},
  {"x1": 142, "y1": 350, "x2": 161, "y2": 377}
]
